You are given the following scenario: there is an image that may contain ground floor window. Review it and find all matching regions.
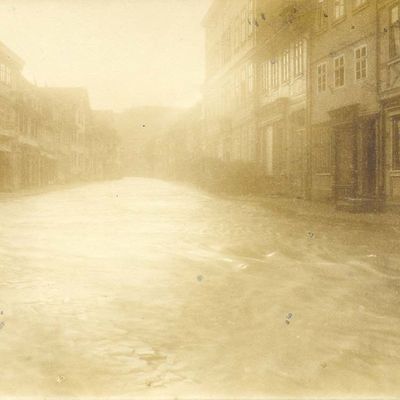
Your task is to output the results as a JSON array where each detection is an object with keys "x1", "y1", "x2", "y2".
[
  {"x1": 259, "y1": 125, "x2": 274, "y2": 175},
  {"x1": 392, "y1": 115, "x2": 400, "y2": 170}
]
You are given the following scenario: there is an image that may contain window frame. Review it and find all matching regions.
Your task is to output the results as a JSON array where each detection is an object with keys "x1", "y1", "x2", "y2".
[
  {"x1": 317, "y1": 62, "x2": 328, "y2": 93},
  {"x1": 334, "y1": 54, "x2": 345, "y2": 88},
  {"x1": 354, "y1": 44, "x2": 367, "y2": 81},
  {"x1": 389, "y1": 3, "x2": 400, "y2": 59},
  {"x1": 281, "y1": 49, "x2": 290, "y2": 83},
  {"x1": 271, "y1": 58, "x2": 279, "y2": 90},
  {"x1": 316, "y1": 0, "x2": 328, "y2": 31},
  {"x1": 333, "y1": 0, "x2": 346, "y2": 21},
  {"x1": 294, "y1": 40, "x2": 304, "y2": 77}
]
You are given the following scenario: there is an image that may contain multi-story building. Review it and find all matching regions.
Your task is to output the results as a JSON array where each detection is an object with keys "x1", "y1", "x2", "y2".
[
  {"x1": 92, "y1": 110, "x2": 121, "y2": 180},
  {"x1": 378, "y1": 0, "x2": 400, "y2": 208},
  {"x1": 203, "y1": 0, "x2": 314, "y2": 197},
  {"x1": 40, "y1": 87, "x2": 92, "y2": 182},
  {"x1": 310, "y1": 0, "x2": 380, "y2": 210},
  {"x1": 202, "y1": 0, "x2": 257, "y2": 162},
  {"x1": 0, "y1": 41, "x2": 24, "y2": 191},
  {"x1": 256, "y1": 0, "x2": 312, "y2": 197}
]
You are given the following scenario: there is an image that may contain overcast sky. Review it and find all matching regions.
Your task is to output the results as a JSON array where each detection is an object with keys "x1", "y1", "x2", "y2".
[{"x1": 0, "y1": 0, "x2": 211, "y2": 112}]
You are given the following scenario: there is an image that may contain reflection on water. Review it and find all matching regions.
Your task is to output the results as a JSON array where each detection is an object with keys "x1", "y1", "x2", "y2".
[{"x1": 0, "y1": 178, "x2": 399, "y2": 397}]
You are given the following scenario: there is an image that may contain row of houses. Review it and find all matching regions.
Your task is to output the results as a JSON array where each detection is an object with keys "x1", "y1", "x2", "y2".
[
  {"x1": 157, "y1": 0, "x2": 400, "y2": 211},
  {"x1": 0, "y1": 41, "x2": 121, "y2": 192}
]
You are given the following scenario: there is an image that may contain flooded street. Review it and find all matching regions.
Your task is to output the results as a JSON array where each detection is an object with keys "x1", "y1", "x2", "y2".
[{"x1": 0, "y1": 177, "x2": 400, "y2": 398}]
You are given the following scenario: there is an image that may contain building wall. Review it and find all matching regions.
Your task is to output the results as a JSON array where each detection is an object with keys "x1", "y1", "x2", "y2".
[
  {"x1": 378, "y1": 0, "x2": 400, "y2": 204},
  {"x1": 203, "y1": 0, "x2": 257, "y2": 163},
  {"x1": 310, "y1": 0, "x2": 379, "y2": 201}
]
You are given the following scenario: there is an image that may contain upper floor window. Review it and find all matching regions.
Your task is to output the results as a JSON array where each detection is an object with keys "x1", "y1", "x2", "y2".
[
  {"x1": 240, "y1": 66, "x2": 247, "y2": 102},
  {"x1": 316, "y1": 0, "x2": 328, "y2": 30},
  {"x1": 317, "y1": 62, "x2": 327, "y2": 92},
  {"x1": 334, "y1": 55, "x2": 345, "y2": 87},
  {"x1": 353, "y1": 0, "x2": 367, "y2": 9},
  {"x1": 271, "y1": 59, "x2": 279, "y2": 89},
  {"x1": 390, "y1": 5, "x2": 400, "y2": 58},
  {"x1": 261, "y1": 62, "x2": 270, "y2": 94},
  {"x1": 294, "y1": 40, "x2": 304, "y2": 76},
  {"x1": 234, "y1": 17, "x2": 241, "y2": 51},
  {"x1": 248, "y1": 0, "x2": 254, "y2": 36},
  {"x1": 241, "y1": 8, "x2": 247, "y2": 44},
  {"x1": 282, "y1": 49, "x2": 290, "y2": 83},
  {"x1": 248, "y1": 63, "x2": 254, "y2": 93},
  {"x1": 234, "y1": 72, "x2": 241, "y2": 107},
  {"x1": 0, "y1": 64, "x2": 5, "y2": 83},
  {"x1": 355, "y1": 45, "x2": 367, "y2": 80},
  {"x1": 334, "y1": 0, "x2": 345, "y2": 20}
]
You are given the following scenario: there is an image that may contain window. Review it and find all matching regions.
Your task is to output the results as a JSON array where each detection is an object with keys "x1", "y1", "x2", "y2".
[
  {"x1": 355, "y1": 45, "x2": 367, "y2": 80},
  {"x1": 390, "y1": 5, "x2": 400, "y2": 58},
  {"x1": 248, "y1": 0, "x2": 254, "y2": 36},
  {"x1": 334, "y1": 55, "x2": 345, "y2": 87},
  {"x1": 235, "y1": 17, "x2": 241, "y2": 51},
  {"x1": 353, "y1": 0, "x2": 367, "y2": 9},
  {"x1": 261, "y1": 62, "x2": 270, "y2": 94},
  {"x1": 294, "y1": 40, "x2": 304, "y2": 76},
  {"x1": 334, "y1": 0, "x2": 345, "y2": 20},
  {"x1": 6, "y1": 68, "x2": 11, "y2": 86},
  {"x1": 0, "y1": 64, "x2": 5, "y2": 82},
  {"x1": 241, "y1": 8, "x2": 247, "y2": 44},
  {"x1": 240, "y1": 66, "x2": 247, "y2": 103},
  {"x1": 271, "y1": 58, "x2": 279, "y2": 89},
  {"x1": 316, "y1": 0, "x2": 328, "y2": 30},
  {"x1": 282, "y1": 49, "x2": 290, "y2": 83},
  {"x1": 235, "y1": 71, "x2": 240, "y2": 106},
  {"x1": 393, "y1": 116, "x2": 400, "y2": 170},
  {"x1": 317, "y1": 62, "x2": 327, "y2": 92},
  {"x1": 248, "y1": 63, "x2": 254, "y2": 93}
]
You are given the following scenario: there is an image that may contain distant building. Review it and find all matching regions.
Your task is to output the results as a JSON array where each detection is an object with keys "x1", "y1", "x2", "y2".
[
  {"x1": 0, "y1": 39, "x2": 122, "y2": 192},
  {"x1": 40, "y1": 87, "x2": 92, "y2": 183},
  {"x1": 92, "y1": 110, "x2": 121, "y2": 180},
  {"x1": 0, "y1": 41, "x2": 24, "y2": 191}
]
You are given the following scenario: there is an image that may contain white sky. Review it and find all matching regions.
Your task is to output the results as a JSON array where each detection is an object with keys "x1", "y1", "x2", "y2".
[{"x1": 0, "y1": 0, "x2": 212, "y2": 111}]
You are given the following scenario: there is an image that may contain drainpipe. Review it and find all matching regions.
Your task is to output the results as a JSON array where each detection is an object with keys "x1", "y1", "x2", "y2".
[{"x1": 376, "y1": 0, "x2": 385, "y2": 208}]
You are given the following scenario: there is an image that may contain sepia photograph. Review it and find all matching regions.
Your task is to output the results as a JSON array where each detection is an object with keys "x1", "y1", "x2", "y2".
[{"x1": 0, "y1": 0, "x2": 400, "y2": 398}]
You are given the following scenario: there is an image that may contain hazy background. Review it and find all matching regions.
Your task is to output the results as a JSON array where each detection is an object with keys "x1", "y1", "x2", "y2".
[{"x1": 0, "y1": 0, "x2": 212, "y2": 111}]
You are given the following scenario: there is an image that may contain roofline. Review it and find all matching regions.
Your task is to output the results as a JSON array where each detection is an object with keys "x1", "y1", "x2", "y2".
[
  {"x1": 201, "y1": 0, "x2": 225, "y2": 27},
  {"x1": 0, "y1": 41, "x2": 24, "y2": 69}
]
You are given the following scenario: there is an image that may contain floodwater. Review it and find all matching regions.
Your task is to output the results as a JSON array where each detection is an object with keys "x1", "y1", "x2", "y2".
[{"x1": 0, "y1": 177, "x2": 400, "y2": 398}]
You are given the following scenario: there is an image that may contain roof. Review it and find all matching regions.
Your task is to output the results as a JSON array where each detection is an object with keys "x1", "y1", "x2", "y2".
[
  {"x1": 39, "y1": 87, "x2": 91, "y2": 107},
  {"x1": 201, "y1": 0, "x2": 226, "y2": 27},
  {"x1": 0, "y1": 40, "x2": 24, "y2": 69}
]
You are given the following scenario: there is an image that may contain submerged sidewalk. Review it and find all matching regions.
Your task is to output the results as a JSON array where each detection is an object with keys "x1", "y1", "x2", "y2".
[{"x1": 241, "y1": 194, "x2": 400, "y2": 229}]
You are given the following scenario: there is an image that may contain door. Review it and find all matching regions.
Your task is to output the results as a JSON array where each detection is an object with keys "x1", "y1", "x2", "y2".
[
  {"x1": 362, "y1": 120, "x2": 377, "y2": 197},
  {"x1": 334, "y1": 125, "x2": 356, "y2": 199}
]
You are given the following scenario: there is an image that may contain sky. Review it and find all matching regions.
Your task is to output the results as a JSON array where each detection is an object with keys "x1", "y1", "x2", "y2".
[{"x1": 0, "y1": 0, "x2": 212, "y2": 112}]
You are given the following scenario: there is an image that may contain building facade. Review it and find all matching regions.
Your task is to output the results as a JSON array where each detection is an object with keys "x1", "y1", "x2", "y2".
[
  {"x1": 0, "y1": 40, "x2": 121, "y2": 193},
  {"x1": 310, "y1": 0, "x2": 380, "y2": 211},
  {"x1": 202, "y1": 0, "x2": 258, "y2": 163},
  {"x1": 378, "y1": 0, "x2": 400, "y2": 207},
  {"x1": 256, "y1": 0, "x2": 312, "y2": 198},
  {"x1": 0, "y1": 42, "x2": 24, "y2": 191}
]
